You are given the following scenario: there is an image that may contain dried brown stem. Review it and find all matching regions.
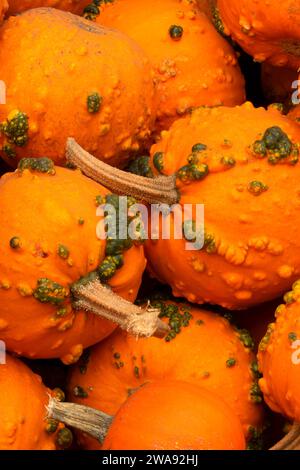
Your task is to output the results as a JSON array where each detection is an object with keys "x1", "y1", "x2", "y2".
[
  {"x1": 72, "y1": 279, "x2": 169, "y2": 339},
  {"x1": 47, "y1": 398, "x2": 112, "y2": 443},
  {"x1": 48, "y1": 397, "x2": 300, "y2": 449},
  {"x1": 66, "y1": 138, "x2": 178, "y2": 205},
  {"x1": 270, "y1": 423, "x2": 300, "y2": 450}
]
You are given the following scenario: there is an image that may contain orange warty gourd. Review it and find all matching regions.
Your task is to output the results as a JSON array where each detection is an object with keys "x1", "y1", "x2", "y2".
[
  {"x1": 89, "y1": 0, "x2": 245, "y2": 131},
  {"x1": 258, "y1": 280, "x2": 300, "y2": 423},
  {"x1": 8, "y1": 0, "x2": 88, "y2": 15},
  {"x1": 0, "y1": 8, "x2": 156, "y2": 168},
  {"x1": 102, "y1": 381, "x2": 246, "y2": 450},
  {"x1": 0, "y1": 354, "x2": 71, "y2": 450},
  {"x1": 0, "y1": 0, "x2": 8, "y2": 22},
  {"x1": 67, "y1": 102, "x2": 300, "y2": 310},
  {"x1": 261, "y1": 64, "x2": 297, "y2": 106},
  {"x1": 0, "y1": 159, "x2": 151, "y2": 364},
  {"x1": 218, "y1": 0, "x2": 300, "y2": 69},
  {"x1": 145, "y1": 103, "x2": 300, "y2": 309},
  {"x1": 68, "y1": 300, "x2": 263, "y2": 449}
]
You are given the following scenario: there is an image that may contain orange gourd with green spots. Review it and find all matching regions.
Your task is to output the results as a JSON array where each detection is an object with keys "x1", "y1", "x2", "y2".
[
  {"x1": 143, "y1": 102, "x2": 300, "y2": 309},
  {"x1": 0, "y1": 160, "x2": 145, "y2": 363},
  {"x1": 68, "y1": 300, "x2": 263, "y2": 449},
  {"x1": 102, "y1": 381, "x2": 246, "y2": 450},
  {"x1": 0, "y1": 354, "x2": 71, "y2": 450},
  {"x1": 0, "y1": 8, "x2": 156, "y2": 167},
  {"x1": 258, "y1": 280, "x2": 300, "y2": 422},
  {"x1": 218, "y1": 0, "x2": 300, "y2": 69},
  {"x1": 8, "y1": 0, "x2": 88, "y2": 15},
  {"x1": 88, "y1": 0, "x2": 245, "y2": 131}
]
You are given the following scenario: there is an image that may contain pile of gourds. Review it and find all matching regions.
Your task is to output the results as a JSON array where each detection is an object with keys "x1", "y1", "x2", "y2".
[{"x1": 1, "y1": 0, "x2": 300, "y2": 451}]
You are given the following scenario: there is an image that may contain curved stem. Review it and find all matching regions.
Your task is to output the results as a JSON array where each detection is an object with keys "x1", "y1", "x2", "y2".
[
  {"x1": 72, "y1": 278, "x2": 169, "y2": 339},
  {"x1": 47, "y1": 398, "x2": 112, "y2": 443},
  {"x1": 66, "y1": 138, "x2": 178, "y2": 205},
  {"x1": 270, "y1": 422, "x2": 300, "y2": 450}
]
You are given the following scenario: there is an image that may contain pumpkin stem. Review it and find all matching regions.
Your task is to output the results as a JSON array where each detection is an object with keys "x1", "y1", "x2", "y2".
[
  {"x1": 270, "y1": 423, "x2": 300, "y2": 450},
  {"x1": 72, "y1": 279, "x2": 169, "y2": 338},
  {"x1": 47, "y1": 398, "x2": 112, "y2": 443},
  {"x1": 66, "y1": 138, "x2": 178, "y2": 205}
]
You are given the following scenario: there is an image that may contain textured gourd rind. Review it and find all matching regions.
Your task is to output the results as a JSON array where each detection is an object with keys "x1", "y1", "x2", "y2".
[
  {"x1": 68, "y1": 301, "x2": 264, "y2": 449},
  {"x1": 91, "y1": 0, "x2": 245, "y2": 131},
  {"x1": 0, "y1": 355, "x2": 57, "y2": 450},
  {"x1": 258, "y1": 280, "x2": 300, "y2": 422},
  {"x1": 218, "y1": 0, "x2": 300, "y2": 69},
  {"x1": 0, "y1": 163, "x2": 145, "y2": 363},
  {"x1": 143, "y1": 102, "x2": 300, "y2": 309},
  {"x1": 0, "y1": 8, "x2": 156, "y2": 167}
]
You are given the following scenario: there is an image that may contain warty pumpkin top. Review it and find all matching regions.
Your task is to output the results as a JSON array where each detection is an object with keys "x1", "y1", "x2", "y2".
[
  {"x1": 0, "y1": 160, "x2": 150, "y2": 363},
  {"x1": 218, "y1": 0, "x2": 300, "y2": 69},
  {"x1": 88, "y1": 0, "x2": 245, "y2": 131},
  {"x1": 66, "y1": 102, "x2": 300, "y2": 310},
  {"x1": 0, "y1": 7, "x2": 156, "y2": 167},
  {"x1": 144, "y1": 102, "x2": 300, "y2": 308}
]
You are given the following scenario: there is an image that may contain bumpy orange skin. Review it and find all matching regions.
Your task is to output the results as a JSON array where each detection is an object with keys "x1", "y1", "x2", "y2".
[
  {"x1": 258, "y1": 281, "x2": 300, "y2": 422},
  {"x1": 68, "y1": 302, "x2": 263, "y2": 449},
  {"x1": 102, "y1": 381, "x2": 246, "y2": 450},
  {"x1": 218, "y1": 0, "x2": 300, "y2": 69},
  {"x1": 145, "y1": 102, "x2": 300, "y2": 309},
  {"x1": 8, "y1": 1, "x2": 87, "y2": 15},
  {"x1": 96, "y1": 0, "x2": 245, "y2": 132},
  {"x1": 0, "y1": 8, "x2": 156, "y2": 168},
  {"x1": 288, "y1": 104, "x2": 300, "y2": 122},
  {"x1": 0, "y1": 165, "x2": 145, "y2": 363},
  {"x1": 0, "y1": 0, "x2": 8, "y2": 22},
  {"x1": 0, "y1": 355, "x2": 57, "y2": 450},
  {"x1": 261, "y1": 64, "x2": 297, "y2": 105}
]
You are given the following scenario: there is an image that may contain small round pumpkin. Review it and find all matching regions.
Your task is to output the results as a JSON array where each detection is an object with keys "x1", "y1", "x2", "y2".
[
  {"x1": 0, "y1": 159, "x2": 147, "y2": 363},
  {"x1": 8, "y1": 0, "x2": 88, "y2": 15},
  {"x1": 102, "y1": 381, "x2": 246, "y2": 450},
  {"x1": 67, "y1": 102, "x2": 300, "y2": 309},
  {"x1": 68, "y1": 300, "x2": 263, "y2": 449},
  {"x1": 218, "y1": 0, "x2": 300, "y2": 69},
  {"x1": 258, "y1": 280, "x2": 300, "y2": 422},
  {"x1": 0, "y1": 354, "x2": 70, "y2": 450},
  {"x1": 0, "y1": 8, "x2": 156, "y2": 168},
  {"x1": 90, "y1": 0, "x2": 245, "y2": 131},
  {"x1": 0, "y1": 0, "x2": 8, "y2": 22}
]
